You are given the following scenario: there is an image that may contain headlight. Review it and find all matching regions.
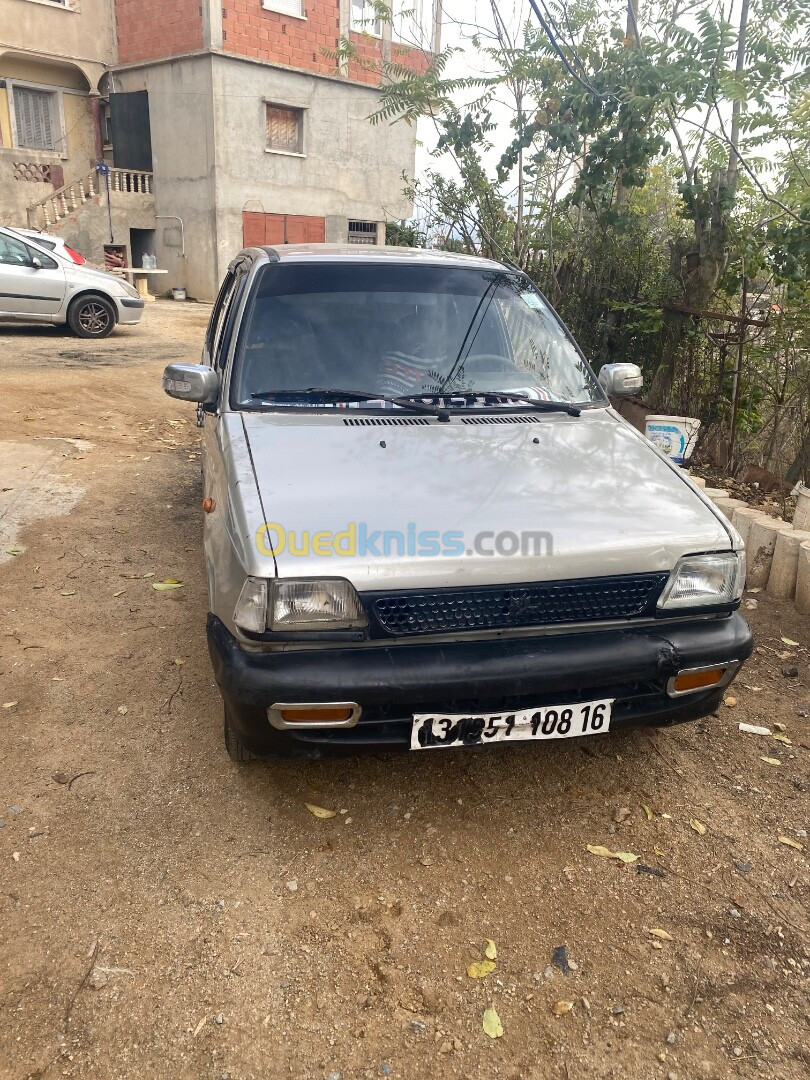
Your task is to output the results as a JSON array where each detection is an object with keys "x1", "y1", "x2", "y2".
[
  {"x1": 657, "y1": 552, "x2": 745, "y2": 612},
  {"x1": 121, "y1": 280, "x2": 140, "y2": 299},
  {"x1": 233, "y1": 577, "x2": 367, "y2": 633},
  {"x1": 271, "y1": 579, "x2": 367, "y2": 631}
]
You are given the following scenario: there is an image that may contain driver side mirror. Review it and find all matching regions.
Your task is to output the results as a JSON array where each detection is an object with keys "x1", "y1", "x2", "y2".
[
  {"x1": 30, "y1": 257, "x2": 42, "y2": 270},
  {"x1": 598, "y1": 363, "x2": 643, "y2": 398},
  {"x1": 163, "y1": 362, "x2": 219, "y2": 404}
]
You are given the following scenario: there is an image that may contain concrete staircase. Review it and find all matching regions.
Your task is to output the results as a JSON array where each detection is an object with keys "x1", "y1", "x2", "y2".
[
  {"x1": 26, "y1": 167, "x2": 154, "y2": 230},
  {"x1": 25, "y1": 166, "x2": 156, "y2": 269}
]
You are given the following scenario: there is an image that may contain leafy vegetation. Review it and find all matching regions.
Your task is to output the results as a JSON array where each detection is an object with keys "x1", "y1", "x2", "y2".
[{"x1": 338, "y1": 0, "x2": 810, "y2": 482}]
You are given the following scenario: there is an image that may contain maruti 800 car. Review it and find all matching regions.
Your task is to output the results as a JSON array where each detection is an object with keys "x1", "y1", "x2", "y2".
[{"x1": 163, "y1": 246, "x2": 753, "y2": 761}]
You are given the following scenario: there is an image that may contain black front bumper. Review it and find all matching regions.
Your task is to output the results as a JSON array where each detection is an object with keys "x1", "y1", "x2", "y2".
[{"x1": 207, "y1": 612, "x2": 753, "y2": 758}]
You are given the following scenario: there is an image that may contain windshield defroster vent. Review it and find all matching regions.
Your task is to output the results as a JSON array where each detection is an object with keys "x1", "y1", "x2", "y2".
[
  {"x1": 460, "y1": 414, "x2": 541, "y2": 425},
  {"x1": 342, "y1": 416, "x2": 432, "y2": 426}
]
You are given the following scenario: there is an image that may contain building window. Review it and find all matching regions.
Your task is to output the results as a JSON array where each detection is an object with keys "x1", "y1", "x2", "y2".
[
  {"x1": 265, "y1": 104, "x2": 304, "y2": 154},
  {"x1": 261, "y1": 0, "x2": 303, "y2": 15},
  {"x1": 348, "y1": 220, "x2": 378, "y2": 245},
  {"x1": 13, "y1": 86, "x2": 58, "y2": 151},
  {"x1": 351, "y1": 0, "x2": 382, "y2": 36},
  {"x1": 392, "y1": 0, "x2": 433, "y2": 47}
]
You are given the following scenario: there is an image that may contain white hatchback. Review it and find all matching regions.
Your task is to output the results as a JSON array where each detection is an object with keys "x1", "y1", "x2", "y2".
[{"x1": 0, "y1": 226, "x2": 144, "y2": 338}]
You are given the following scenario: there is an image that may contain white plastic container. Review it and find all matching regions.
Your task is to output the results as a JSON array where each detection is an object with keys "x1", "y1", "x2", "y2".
[
  {"x1": 645, "y1": 415, "x2": 701, "y2": 465},
  {"x1": 172, "y1": 287, "x2": 187, "y2": 301}
]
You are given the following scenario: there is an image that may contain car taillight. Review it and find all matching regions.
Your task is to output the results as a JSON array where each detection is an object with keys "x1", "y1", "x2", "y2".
[{"x1": 65, "y1": 245, "x2": 86, "y2": 264}]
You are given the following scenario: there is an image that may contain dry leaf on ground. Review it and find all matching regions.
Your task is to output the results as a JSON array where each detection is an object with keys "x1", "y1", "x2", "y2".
[
  {"x1": 482, "y1": 1007, "x2": 504, "y2": 1038},
  {"x1": 551, "y1": 1000, "x2": 574, "y2": 1016},
  {"x1": 304, "y1": 803, "x2": 337, "y2": 819},
  {"x1": 778, "y1": 836, "x2": 803, "y2": 850},
  {"x1": 690, "y1": 819, "x2": 707, "y2": 835},
  {"x1": 587, "y1": 845, "x2": 639, "y2": 864},
  {"x1": 467, "y1": 960, "x2": 496, "y2": 978},
  {"x1": 485, "y1": 939, "x2": 497, "y2": 960},
  {"x1": 648, "y1": 928, "x2": 673, "y2": 941},
  {"x1": 760, "y1": 756, "x2": 781, "y2": 766}
]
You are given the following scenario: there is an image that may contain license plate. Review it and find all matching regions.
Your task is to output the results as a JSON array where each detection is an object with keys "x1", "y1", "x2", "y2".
[{"x1": 411, "y1": 699, "x2": 613, "y2": 750}]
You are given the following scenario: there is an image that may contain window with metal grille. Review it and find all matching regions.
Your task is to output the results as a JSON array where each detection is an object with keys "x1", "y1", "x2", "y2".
[
  {"x1": 348, "y1": 220, "x2": 378, "y2": 245},
  {"x1": 265, "y1": 104, "x2": 303, "y2": 154},
  {"x1": 13, "y1": 87, "x2": 57, "y2": 151}
]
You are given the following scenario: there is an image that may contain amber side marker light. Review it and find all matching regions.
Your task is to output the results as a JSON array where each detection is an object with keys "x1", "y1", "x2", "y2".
[
  {"x1": 202, "y1": 497, "x2": 215, "y2": 514},
  {"x1": 672, "y1": 668, "x2": 725, "y2": 693}
]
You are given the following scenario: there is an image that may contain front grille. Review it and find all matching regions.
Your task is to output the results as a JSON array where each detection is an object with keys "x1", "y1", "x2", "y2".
[{"x1": 368, "y1": 573, "x2": 669, "y2": 637}]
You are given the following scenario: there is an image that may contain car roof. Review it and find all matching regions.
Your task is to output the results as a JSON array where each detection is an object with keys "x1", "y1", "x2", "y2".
[{"x1": 243, "y1": 243, "x2": 507, "y2": 272}]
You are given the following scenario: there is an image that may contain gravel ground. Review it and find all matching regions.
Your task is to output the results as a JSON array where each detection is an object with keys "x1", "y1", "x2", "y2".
[{"x1": 0, "y1": 303, "x2": 808, "y2": 1080}]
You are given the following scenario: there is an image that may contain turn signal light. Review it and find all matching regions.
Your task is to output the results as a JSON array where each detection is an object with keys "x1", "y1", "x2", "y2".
[
  {"x1": 672, "y1": 668, "x2": 725, "y2": 693},
  {"x1": 279, "y1": 706, "x2": 354, "y2": 724},
  {"x1": 202, "y1": 497, "x2": 215, "y2": 513}
]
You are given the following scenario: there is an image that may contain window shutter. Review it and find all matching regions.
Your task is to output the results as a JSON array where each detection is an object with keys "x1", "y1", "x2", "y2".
[
  {"x1": 263, "y1": 0, "x2": 302, "y2": 15},
  {"x1": 266, "y1": 106, "x2": 301, "y2": 153},
  {"x1": 14, "y1": 88, "x2": 55, "y2": 151}
]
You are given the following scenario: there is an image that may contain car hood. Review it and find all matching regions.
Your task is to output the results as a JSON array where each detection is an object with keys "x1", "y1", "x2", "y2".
[
  {"x1": 68, "y1": 264, "x2": 124, "y2": 289},
  {"x1": 237, "y1": 407, "x2": 734, "y2": 591}
]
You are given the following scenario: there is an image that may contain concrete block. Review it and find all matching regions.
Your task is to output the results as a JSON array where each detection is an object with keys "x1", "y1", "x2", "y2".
[
  {"x1": 731, "y1": 506, "x2": 768, "y2": 549},
  {"x1": 747, "y1": 516, "x2": 793, "y2": 589},
  {"x1": 792, "y1": 484, "x2": 810, "y2": 530},
  {"x1": 703, "y1": 487, "x2": 729, "y2": 498},
  {"x1": 713, "y1": 497, "x2": 745, "y2": 521},
  {"x1": 767, "y1": 529, "x2": 810, "y2": 600},
  {"x1": 796, "y1": 541, "x2": 810, "y2": 615}
]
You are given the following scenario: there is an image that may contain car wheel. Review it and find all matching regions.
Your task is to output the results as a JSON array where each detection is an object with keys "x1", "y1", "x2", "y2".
[
  {"x1": 68, "y1": 295, "x2": 116, "y2": 339},
  {"x1": 224, "y1": 704, "x2": 259, "y2": 762}
]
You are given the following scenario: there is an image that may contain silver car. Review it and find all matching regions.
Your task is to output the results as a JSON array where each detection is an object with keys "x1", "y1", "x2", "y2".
[
  {"x1": 0, "y1": 226, "x2": 143, "y2": 338},
  {"x1": 164, "y1": 245, "x2": 752, "y2": 761}
]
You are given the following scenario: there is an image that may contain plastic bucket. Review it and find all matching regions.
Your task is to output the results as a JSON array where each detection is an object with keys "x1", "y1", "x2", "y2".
[
  {"x1": 645, "y1": 415, "x2": 701, "y2": 465},
  {"x1": 172, "y1": 287, "x2": 187, "y2": 301}
]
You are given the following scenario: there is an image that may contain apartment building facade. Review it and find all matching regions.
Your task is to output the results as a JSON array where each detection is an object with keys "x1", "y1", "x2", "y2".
[
  {"x1": 0, "y1": 0, "x2": 117, "y2": 224},
  {"x1": 0, "y1": 1, "x2": 438, "y2": 299}
]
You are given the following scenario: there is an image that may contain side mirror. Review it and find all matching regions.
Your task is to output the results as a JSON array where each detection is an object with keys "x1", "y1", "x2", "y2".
[
  {"x1": 598, "y1": 363, "x2": 643, "y2": 398},
  {"x1": 163, "y1": 362, "x2": 219, "y2": 404},
  {"x1": 31, "y1": 257, "x2": 42, "y2": 270}
]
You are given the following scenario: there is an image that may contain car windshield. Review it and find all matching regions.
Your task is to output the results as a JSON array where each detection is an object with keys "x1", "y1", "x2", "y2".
[{"x1": 231, "y1": 262, "x2": 604, "y2": 409}]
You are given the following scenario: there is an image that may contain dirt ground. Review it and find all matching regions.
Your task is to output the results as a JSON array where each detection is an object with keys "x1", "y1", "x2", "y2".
[{"x1": 0, "y1": 303, "x2": 807, "y2": 1080}]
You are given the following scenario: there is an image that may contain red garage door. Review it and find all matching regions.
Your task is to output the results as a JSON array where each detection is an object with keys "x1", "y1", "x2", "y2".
[{"x1": 242, "y1": 212, "x2": 325, "y2": 247}]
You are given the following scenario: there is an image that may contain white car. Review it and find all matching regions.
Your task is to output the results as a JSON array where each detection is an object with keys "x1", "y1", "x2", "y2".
[
  {"x1": 163, "y1": 244, "x2": 753, "y2": 762},
  {"x1": 8, "y1": 227, "x2": 87, "y2": 265},
  {"x1": 0, "y1": 226, "x2": 143, "y2": 338}
]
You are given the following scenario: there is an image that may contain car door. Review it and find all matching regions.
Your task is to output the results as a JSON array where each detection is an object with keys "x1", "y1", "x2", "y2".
[
  {"x1": 0, "y1": 232, "x2": 66, "y2": 318},
  {"x1": 200, "y1": 262, "x2": 248, "y2": 606}
]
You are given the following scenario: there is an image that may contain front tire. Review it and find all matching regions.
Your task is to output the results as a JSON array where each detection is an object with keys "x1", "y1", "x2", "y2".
[
  {"x1": 68, "y1": 295, "x2": 116, "y2": 339},
  {"x1": 224, "y1": 704, "x2": 259, "y2": 762}
]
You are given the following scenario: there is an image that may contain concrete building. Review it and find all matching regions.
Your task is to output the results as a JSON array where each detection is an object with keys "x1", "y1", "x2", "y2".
[
  {"x1": 0, "y1": 0, "x2": 116, "y2": 224},
  {"x1": 1, "y1": 0, "x2": 440, "y2": 300}
]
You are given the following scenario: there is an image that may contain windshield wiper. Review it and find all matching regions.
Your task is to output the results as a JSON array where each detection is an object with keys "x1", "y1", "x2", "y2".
[
  {"x1": 483, "y1": 391, "x2": 581, "y2": 417},
  {"x1": 249, "y1": 387, "x2": 450, "y2": 421},
  {"x1": 402, "y1": 391, "x2": 581, "y2": 417}
]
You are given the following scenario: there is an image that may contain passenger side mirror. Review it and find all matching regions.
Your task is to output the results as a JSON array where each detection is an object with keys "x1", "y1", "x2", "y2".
[
  {"x1": 30, "y1": 257, "x2": 42, "y2": 270},
  {"x1": 598, "y1": 363, "x2": 643, "y2": 398},
  {"x1": 163, "y1": 362, "x2": 219, "y2": 404}
]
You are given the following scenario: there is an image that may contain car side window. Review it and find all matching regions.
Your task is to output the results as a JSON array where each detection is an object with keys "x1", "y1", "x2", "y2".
[
  {"x1": 32, "y1": 250, "x2": 59, "y2": 270},
  {"x1": 205, "y1": 271, "x2": 238, "y2": 368},
  {"x1": 0, "y1": 234, "x2": 35, "y2": 267}
]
